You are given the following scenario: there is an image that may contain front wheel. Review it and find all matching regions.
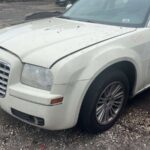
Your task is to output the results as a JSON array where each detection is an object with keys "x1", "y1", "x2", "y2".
[{"x1": 79, "y1": 70, "x2": 129, "y2": 133}]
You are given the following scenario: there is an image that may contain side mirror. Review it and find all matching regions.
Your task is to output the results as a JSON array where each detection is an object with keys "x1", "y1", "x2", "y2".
[{"x1": 66, "y1": 3, "x2": 72, "y2": 10}]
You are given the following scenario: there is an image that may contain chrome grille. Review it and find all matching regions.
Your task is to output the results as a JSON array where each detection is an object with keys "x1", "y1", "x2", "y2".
[{"x1": 0, "y1": 61, "x2": 10, "y2": 98}]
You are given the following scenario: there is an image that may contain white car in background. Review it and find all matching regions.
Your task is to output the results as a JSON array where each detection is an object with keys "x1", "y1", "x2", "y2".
[{"x1": 0, "y1": 0, "x2": 149, "y2": 133}]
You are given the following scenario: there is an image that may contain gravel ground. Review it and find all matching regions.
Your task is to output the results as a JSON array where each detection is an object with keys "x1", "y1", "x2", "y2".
[
  {"x1": 0, "y1": 1, "x2": 150, "y2": 150},
  {"x1": 0, "y1": 0, "x2": 63, "y2": 28}
]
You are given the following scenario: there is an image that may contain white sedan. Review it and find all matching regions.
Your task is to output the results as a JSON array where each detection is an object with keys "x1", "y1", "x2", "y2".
[{"x1": 0, "y1": 0, "x2": 149, "y2": 133}]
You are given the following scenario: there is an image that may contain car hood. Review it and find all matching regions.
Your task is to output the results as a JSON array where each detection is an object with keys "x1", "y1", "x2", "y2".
[{"x1": 0, "y1": 17, "x2": 136, "y2": 68}]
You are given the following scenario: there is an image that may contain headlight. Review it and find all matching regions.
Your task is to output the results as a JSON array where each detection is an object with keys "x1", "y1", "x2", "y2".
[{"x1": 21, "y1": 64, "x2": 53, "y2": 91}]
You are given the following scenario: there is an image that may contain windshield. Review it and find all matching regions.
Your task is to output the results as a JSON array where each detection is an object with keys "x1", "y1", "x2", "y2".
[{"x1": 63, "y1": 0, "x2": 150, "y2": 27}]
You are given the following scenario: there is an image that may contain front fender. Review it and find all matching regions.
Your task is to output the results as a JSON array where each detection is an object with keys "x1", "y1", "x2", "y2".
[{"x1": 51, "y1": 45, "x2": 143, "y2": 94}]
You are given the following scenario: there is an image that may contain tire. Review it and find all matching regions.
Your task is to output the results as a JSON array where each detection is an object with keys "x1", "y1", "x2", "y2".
[{"x1": 79, "y1": 69, "x2": 129, "y2": 133}]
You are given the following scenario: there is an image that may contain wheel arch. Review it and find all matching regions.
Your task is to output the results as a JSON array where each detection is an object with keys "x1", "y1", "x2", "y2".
[
  {"x1": 81, "y1": 60, "x2": 138, "y2": 100},
  {"x1": 78, "y1": 60, "x2": 137, "y2": 123},
  {"x1": 96, "y1": 61, "x2": 137, "y2": 97}
]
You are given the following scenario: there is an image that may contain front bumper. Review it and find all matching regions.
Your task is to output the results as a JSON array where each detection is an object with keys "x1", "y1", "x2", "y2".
[
  {"x1": 0, "y1": 88, "x2": 70, "y2": 130},
  {"x1": 0, "y1": 80, "x2": 89, "y2": 130}
]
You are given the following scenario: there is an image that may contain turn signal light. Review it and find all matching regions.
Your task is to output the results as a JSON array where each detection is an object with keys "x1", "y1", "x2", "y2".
[{"x1": 50, "y1": 97, "x2": 63, "y2": 105}]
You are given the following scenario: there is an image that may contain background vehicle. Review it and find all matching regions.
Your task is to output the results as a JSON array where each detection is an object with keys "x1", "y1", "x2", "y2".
[{"x1": 55, "y1": 0, "x2": 77, "y2": 6}]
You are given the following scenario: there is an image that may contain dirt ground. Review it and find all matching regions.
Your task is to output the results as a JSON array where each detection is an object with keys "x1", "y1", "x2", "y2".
[{"x1": 0, "y1": 1, "x2": 150, "y2": 150}]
